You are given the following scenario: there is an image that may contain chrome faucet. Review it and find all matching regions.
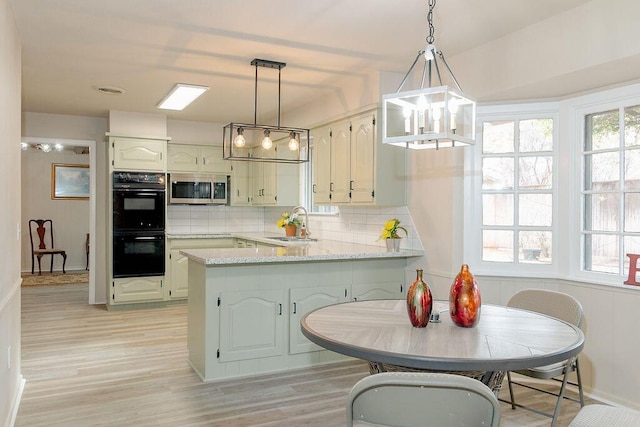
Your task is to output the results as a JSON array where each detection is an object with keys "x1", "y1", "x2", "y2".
[{"x1": 291, "y1": 205, "x2": 310, "y2": 238}]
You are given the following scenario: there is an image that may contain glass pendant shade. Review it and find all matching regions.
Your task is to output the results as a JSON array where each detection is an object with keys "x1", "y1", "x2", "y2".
[{"x1": 383, "y1": 86, "x2": 476, "y2": 149}]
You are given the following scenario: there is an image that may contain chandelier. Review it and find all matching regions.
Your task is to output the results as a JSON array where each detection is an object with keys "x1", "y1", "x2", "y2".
[
  {"x1": 382, "y1": 0, "x2": 476, "y2": 150},
  {"x1": 223, "y1": 59, "x2": 310, "y2": 163}
]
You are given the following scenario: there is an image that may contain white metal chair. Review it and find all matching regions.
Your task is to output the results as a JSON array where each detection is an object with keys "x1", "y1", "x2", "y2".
[
  {"x1": 502, "y1": 289, "x2": 585, "y2": 427},
  {"x1": 347, "y1": 372, "x2": 501, "y2": 427},
  {"x1": 569, "y1": 404, "x2": 640, "y2": 426}
]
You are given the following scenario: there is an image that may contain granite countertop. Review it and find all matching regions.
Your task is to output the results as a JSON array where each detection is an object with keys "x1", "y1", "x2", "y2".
[{"x1": 175, "y1": 232, "x2": 423, "y2": 265}]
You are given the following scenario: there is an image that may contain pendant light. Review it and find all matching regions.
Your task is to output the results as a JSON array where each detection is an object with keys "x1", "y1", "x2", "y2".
[
  {"x1": 223, "y1": 59, "x2": 310, "y2": 163},
  {"x1": 382, "y1": 0, "x2": 476, "y2": 150}
]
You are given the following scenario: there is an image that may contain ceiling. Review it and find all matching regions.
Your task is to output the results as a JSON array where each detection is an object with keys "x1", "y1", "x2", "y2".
[{"x1": 11, "y1": 0, "x2": 595, "y2": 125}]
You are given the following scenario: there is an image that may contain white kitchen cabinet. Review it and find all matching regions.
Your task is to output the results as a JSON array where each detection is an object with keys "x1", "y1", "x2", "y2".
[
  {"x1": 167, "y1": 237, "x2": 235, "y2": 300},
  {"x1": 331, "y1": 120, "x2": 352, "y2": 204},
  {"x1": 229, "y1": 147, "x2": 252, "y2": 206},
  {"x1": 311, "y1": 119, "x2": 349, "y2": 205},
  {"x1": 311, "y1": 108, "x2": 406, "y2": 206},
  {"x1": 167, "y1": 144, "x2": 231, "y2": 175},
  {"x1": 350, "y1": 114, "x2": 376, "y2": 204},
  {"x1": 219, "y1": 289, "x2": 285, "y2": 362},
  {"x1": 251, "y1": 146, "x2": 277, "y2": 205},
  {"x1": 110, "y1": 136, "x2": 167, "y2": 172},
  {"x1": 111, "y1": 276, "x2": 165, "y2": 304},
  {"x1": 289, "y1": 286, "x2": 349, "y2": 354},
  {"x1": 351, "y1": 282, "x2": 404, "y2": 301},
  {"x1": 187, "y1": 257, "x2": 412, "y2": 382},
  {"x1": 351, "y1": 258, "x2": 405, "y2": 301},
  {"x1": 311, "y1": 125, "x2": 332, "y2": 204}
]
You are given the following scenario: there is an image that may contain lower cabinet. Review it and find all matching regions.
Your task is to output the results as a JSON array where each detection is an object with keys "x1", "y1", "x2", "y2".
[
  {"x1": 289, "y1": 286, "x2": 349, "y2": 354},
  {"x1": 188, "y1": 258, "x2": 409, "y2": 381},
  {"x1": 219, "y1": 289, "x2": 285, "y2": 362},
  {"x1": 352, "y1": 282, "x2": 404, "y2": 301},
  {"x1": 167, "y1": 238, "x2": 235, "y2": 300},
  {"x1": 111, "y1": 276, "x2": 164, "y2": 304}
]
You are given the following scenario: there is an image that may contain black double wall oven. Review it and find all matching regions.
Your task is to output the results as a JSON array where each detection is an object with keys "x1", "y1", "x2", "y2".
[{"x1": 112, "y1": 171, "x2": 166, "y2": 278}]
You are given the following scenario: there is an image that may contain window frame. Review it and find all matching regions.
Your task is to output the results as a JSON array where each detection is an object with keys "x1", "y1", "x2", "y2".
[
  {"x1": 465, "y1": 83, "x2": 640, "y2": 289},
  {"x1": 464, "y1": 102, "x2": 559, "y2": 277},
  {"x1": 568, "y1": 86, "x2": 640, "y2": 287}
]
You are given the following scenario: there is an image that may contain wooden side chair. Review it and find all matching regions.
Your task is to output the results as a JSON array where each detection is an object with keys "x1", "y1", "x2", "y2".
[{"x1": 28, "y1": 219, "x2": 67, "y2": 275}]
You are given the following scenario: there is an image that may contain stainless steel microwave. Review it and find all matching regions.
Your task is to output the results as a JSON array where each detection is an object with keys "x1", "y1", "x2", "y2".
[{"x1": 168, "y1": 173, "x2": 229, "y2": 205}]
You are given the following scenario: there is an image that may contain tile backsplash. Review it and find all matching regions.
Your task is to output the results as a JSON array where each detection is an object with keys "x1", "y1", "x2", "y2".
[{"x1": 167, "y1": 205, "x2": 423, "y2": 251}]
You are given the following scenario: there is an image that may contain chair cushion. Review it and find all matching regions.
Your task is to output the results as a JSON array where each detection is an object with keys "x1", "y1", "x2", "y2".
[{"x1": 569, "y1": 404, "x2": 640, "y2": 426}]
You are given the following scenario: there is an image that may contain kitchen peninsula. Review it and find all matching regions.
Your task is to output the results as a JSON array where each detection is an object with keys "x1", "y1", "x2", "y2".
[{"x1": 180, "y1": 235, "x2": 423, "y2": 382}]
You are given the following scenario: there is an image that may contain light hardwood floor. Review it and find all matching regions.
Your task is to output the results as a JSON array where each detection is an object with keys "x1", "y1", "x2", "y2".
[{"x1": 16, "y1": 284, "x2": 596, "y2": 426}]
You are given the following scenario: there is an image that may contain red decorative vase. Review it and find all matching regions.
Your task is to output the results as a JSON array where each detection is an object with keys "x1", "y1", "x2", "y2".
[
  {"x1": 406, "y1": 269, "x2": 433, "y2": 328},
  {"x1": 449, "y1": 264, "x2": 481, "y2": 328}
]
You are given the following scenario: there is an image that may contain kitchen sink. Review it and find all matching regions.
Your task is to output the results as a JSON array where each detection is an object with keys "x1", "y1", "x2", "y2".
[{"x1": 269, "y1": 236, "x2": 318, "y2": 242}]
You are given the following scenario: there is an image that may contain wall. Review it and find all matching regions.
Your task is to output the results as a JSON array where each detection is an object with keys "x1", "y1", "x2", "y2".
[
  {"x1": 0, "y1": 0, "x2": 23, "y2": 425},
  {"x1": 21, "y1": 149, "x2": 89, "y2": 272},
  {"x1": 450, "y1": 0, "x2": 640, "y2": 102}
]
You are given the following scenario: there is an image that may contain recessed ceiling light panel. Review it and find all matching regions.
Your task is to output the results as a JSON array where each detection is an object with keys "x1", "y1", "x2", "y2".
[{"x1": 157, "y1": 83, "x2": 209, "y2": 111}]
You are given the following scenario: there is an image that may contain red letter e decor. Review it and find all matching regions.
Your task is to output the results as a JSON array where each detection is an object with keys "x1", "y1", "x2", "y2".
[{"x1": 624, "y1": 253, "x2": 640, "y2": 286}]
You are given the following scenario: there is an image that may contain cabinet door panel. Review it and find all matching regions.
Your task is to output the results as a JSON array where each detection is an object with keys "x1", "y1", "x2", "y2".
[
  {"x1": 169, "y1": 249, "x2": 189, "y2": 299},
  {"x1": 289, "y1": 286, "x2": 348, "y2": 354},
  {"x1": 201, "y1": 146, "x2": 231, "y2": 174},
  {"x1": 312, "y1": 125, "x2": 332, "y2": 204},
  {"x1": 230, "y1": 147, "x2": 252, "y2": 205},
  {"x1": 350, "y1": 114, "x2": 376, "y2": 203},
  {"x1": 112, "y1": 276, "x2": 164, "y2": 303},
  {"x1": 352, "y1": 282, "x2": 403, "y2": 301},
  {"x1": 331, "y1": 121, "x2": 351, "y2": 203},
  {"x1": 167, "y1": 145, "x2": 199, "y2": 172},
  {"x1": 112, "y1": 138, "x2": 166, "y2": 171},
  {"x1": 219, "y1": 290, "x2": 284, "y2": 362}
]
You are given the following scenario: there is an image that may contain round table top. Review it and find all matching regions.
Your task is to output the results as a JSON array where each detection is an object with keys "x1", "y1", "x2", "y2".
[{"x1": 301, "y1": 299, "x2": 584, "y2": 372}]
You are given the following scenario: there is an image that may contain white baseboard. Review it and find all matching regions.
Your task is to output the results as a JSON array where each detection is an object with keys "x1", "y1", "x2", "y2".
[{"x1": 6, "y1": 376, "x2": 25, "y2": 427}]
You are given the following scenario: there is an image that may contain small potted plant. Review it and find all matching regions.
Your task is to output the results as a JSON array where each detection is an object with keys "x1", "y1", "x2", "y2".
[
  {"x1": 380, "y1": 218, "x2": 407, "y2": 251},
  {"x1": 278, "y1": 212, "x2": 301, "y2": 237}
]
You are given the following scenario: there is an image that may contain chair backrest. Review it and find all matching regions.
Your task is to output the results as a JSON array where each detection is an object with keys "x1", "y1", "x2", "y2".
[
  {"x1": 507, "y1": 288, "x2": 583, "y2": 328},
  {"x1": 347, "y1": 372, "x2": 501, "y2": 427},
  {"x1": 29, "y1": 219, "x2": 55, "y2": 251}
]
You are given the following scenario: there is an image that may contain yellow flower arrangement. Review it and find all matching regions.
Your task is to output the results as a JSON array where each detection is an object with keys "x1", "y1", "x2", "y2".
[
  {"x1": 277, "y1": 212, "x2": 301, "y2": 228},
  {"x1": 380, "y1": 218, "x2": 407, "y2": 239}
]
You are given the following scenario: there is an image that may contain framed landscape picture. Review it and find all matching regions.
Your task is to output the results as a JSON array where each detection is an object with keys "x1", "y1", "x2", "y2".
[{"x1": 51, "y1": 163, "x2": 90, "y2": 200}]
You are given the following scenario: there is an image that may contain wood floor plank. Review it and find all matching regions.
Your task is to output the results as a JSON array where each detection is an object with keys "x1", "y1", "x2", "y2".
[{"x1": 16, "y1": 284, "x2": 597, "y2": 426}]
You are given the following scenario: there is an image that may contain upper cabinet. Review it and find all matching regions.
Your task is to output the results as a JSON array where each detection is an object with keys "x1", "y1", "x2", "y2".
[
  {"x1": 228, "y1": 147, "x2": 252, "y2": 206},
  {"x1": 249, "y1": 142, "x2": 300, "y2": 207},
  {"x1": 312, "y1": 108, "x2": 406, "y2": 206},
  {"x1": 167, "y1": 144, "x2": 231, "y2": 175},
  {"x1": 110, "y1": 136, "x2": 168, "y2": 172}
]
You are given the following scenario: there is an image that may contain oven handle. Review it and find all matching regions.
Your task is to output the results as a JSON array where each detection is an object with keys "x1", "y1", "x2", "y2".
[
  {"x1": 114, "y1": 191, "x2": 164, "y2": 196},
  {"x1": 130, "y1": 236, "x2": 164, "y2": 241}
]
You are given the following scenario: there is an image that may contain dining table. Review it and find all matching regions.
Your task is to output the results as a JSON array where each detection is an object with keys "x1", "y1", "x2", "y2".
[{"x1": 300, "y1": 299, "x2": 584, "y2": 392}]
